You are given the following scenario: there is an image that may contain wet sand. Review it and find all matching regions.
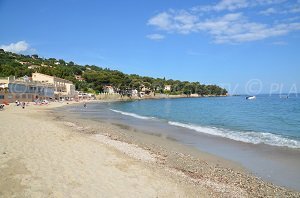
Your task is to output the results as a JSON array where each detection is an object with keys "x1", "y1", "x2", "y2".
[{"x1": 0, "y1": 101, "x2": 299, "y2": 197}]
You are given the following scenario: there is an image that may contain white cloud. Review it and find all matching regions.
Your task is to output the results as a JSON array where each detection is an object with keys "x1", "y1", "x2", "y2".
[
  {"x1": 194, "y1": 13, "x2": 300, "y2": 43},
  {"x1": 148, "y1": 12, "x2": 172, "y2": 31},
  {"x1": 259, "y1": 3, "x2": 300, "y2": 15},
  {"x1": 260, "y1": 7, "x2": 278, "y2": 15},
  {"x1": 211, "y1": 0, "x2": 249, "y2": 11},
  {"x1": 147, "y1": 10, "x2": 199, "y2": 34},
  {"x1": 0, "y1": 41, "x2": 32, "y2": 53},
  {"x1": 191, "y1": 0, "x2": 287, "y2": 12},
  {"x1": 146, "y1": 34, "x2": 165, "y2": 40},
  {"x1": 147, "y1": 0, "x2": 300, "y2": 44},
  {"x1": 284, "y1": 16, "x2": 300, "y2": 22},
  {"x1": 192, "y1": 0, "x2": 248, "y2": 12},
  {"x1": 255, "y1": 0, "x2": 287, "y2": 6},
  {"x1": 211, "y1": 22, "x2": 300, "y2": 43}
]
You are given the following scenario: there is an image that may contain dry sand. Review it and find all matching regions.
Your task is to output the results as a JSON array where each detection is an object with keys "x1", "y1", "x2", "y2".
[
  {"x1": 0, "y1": 103, "x2": 208, "y2": 197},
  {"x1": 1, "y1": 102, "x2": 299, "y2": 197}
]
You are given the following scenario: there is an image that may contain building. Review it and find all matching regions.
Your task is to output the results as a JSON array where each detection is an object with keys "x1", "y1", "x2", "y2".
[
  {"x1": 75, "y1": 75, "x2": 84, "y2": 82},
  {"x1": 103, "y1": 85, "x2": 115, "y2": 94},
  {"x1": 76, "y1": 91, "x2": 95, "y2": 100},
  {"x1": 140, "y1": 84, "x2": 152, "y2": 95},
  {"x1": 0, "y1": 76, "x2": 54, "y2": 103},
  {"x1": 28, "y1": 65, "x2": 40, "y2": 69},
  {"x1": 76, "y1": 91, "x2": 88, "y2": 100},
  {"x1": 32, "y1": 72, "x2": 76, "y2": 100},
  {"x1": 164, "y1": 85, "x2": 171, "y2": 91},
  {"x1": 131, "y1": 89, "x2": 138, "y2": 97},
  {"x1": 17, "y1": 61, "x2": 30, "y2": 65}
]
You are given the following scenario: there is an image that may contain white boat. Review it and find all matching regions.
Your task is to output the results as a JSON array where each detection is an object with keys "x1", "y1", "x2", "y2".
[
  {"x1": 246, "y1": 96, "x2": 256, "y2": 100},
  {"x1": 280, "y1": 95, "x2": 289, "y2": 99}
]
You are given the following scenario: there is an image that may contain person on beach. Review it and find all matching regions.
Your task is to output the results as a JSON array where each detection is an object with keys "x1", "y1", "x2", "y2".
[
  {"x1": 22, "y1": 102, "x2": 25, "y2": 109},
  {"x1": 83, "y1": 102, "x2": 87, "y2": 108}
]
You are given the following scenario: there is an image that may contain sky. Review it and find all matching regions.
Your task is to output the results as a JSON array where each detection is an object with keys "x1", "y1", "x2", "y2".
[{"x1": 0, "y1": 0, "x2": 300, "y2": 94}]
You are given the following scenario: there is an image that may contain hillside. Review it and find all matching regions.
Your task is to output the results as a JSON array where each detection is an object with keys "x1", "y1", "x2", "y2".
[{"x1": 0, "y1": 49, "x2": 227, "y2": 96}]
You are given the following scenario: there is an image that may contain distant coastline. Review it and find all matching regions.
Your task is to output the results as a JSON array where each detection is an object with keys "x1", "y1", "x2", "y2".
[{"x1": 0, "y1": 50, "x2": 228, "y2": 100}]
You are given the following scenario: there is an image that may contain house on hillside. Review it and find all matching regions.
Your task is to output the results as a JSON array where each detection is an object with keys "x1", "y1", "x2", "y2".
[
  {"x1": 140, "y1": 84, "x2": 152, "y2": 95},
  {"x1": 103, "y1": 85, "x2": 115, "y2": 94},
  {"x1": 28, "y1": 65, "x2": 40, "y2": 69},
  {"x1": 164, "y1": 85, "x2": 171, "y2": 91},
  {"x1": 17, "y1": 61, "x2": 30, "y2": 65},
  {"x1": 75, "y1": 75, "x2": 84, "y2": 82}
]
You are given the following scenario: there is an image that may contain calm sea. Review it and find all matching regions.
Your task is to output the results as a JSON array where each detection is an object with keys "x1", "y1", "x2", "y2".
[{"x1": 108, "y1": 94, "x2": 300, "y2": 148}]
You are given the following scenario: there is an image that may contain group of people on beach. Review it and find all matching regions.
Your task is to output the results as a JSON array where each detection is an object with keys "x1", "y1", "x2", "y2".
[{"x1": 15, "y1": 100, "x2": 26, "y2": 109}]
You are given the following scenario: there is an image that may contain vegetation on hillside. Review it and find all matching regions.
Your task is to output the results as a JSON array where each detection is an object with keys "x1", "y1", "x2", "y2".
[{"x1": 0, "y1": 49, "x2": 227, "y2": 96}]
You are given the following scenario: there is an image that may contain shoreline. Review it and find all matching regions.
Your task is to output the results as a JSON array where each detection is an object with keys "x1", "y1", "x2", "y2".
[
  {"x1": 89, "y1": 99, "x2": 300, "y2": 190},
  {"x1": 1, "y1": 101, "x2": 299, "y2": 197},
  {"x1": 56, "y1": 102, "x2": 300, "y2": 196}
]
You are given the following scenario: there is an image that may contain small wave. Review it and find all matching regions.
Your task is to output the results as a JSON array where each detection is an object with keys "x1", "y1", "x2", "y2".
[
  {"x1": 110, "y1": 109, "x2": 154, "y2": 120},
  {"x1": 168, "y1": 121, "x2": 300, "y2": 148},
  {"x1": 109, "y1": 109, "x2": 300, "y2": 148}
]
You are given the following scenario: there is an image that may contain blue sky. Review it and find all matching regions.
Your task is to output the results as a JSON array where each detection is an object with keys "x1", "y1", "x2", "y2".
[{"x1": 0, "y1": 0, "x2": 300, "y2": 94}]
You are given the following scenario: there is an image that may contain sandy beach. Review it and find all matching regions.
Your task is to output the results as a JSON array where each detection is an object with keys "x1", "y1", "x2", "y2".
[{"x1": 1, "y1": 102, "x2": 299, "y2": 197}]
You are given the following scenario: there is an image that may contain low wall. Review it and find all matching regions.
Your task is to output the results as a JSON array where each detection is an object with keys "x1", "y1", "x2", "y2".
[
  {"x1": 96, "y1": 93, "x2": 122, "y2": 100},
  {"x1": 0, "y1": 92, "x2": 51, "y2": 103}
]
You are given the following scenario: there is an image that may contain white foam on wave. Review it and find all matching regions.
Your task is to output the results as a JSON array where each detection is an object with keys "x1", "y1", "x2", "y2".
[
  {"x1": 110, "y1": 109, "x2": 300, "y2": 148},
  {"x1": 110, "y1": 109, "x2": 154, "y2": 120},
  {"x1": 168, "y1": 121, "x2": 300, "y2": 149}
]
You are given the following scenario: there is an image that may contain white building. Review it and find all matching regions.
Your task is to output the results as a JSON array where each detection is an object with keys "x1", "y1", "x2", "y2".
[
  {"x1": 28, "y1": 65, "x2": 40, "y2": 69},
  {"x1": 0, "y1": 76, "x2": 54, "y2": 103},
  {"x1": 32, "y1": 72, "x2": 75, "y2": 100},
  {"x1": 164, "y1": 85, "x2": 171, "y2": 91},
  {"x1": 131, "y1": 89, "x2": 138, "y2": 97},
  {"x1": 76, "y1": 91, "x2": 95, "y2": 100},
  {"x1": 103, "y1": 85, "x2": 115, "y2": 94}
]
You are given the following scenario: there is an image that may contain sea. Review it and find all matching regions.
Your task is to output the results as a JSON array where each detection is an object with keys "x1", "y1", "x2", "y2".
[
  {"x1": 63, "y1": 94, "x2": 300, "y2": 190},
  {"x1": 108, "y1": 94, "x2": 300, "y2": 149}
]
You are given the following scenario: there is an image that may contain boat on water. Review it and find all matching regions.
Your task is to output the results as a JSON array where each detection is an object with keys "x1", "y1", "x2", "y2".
[
  {"x1": 280, "y1": 95, "x2": 289, "y2": 99},
  {"x1": 246, "y1": 96, "x2": 256, "y2": 100}
]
